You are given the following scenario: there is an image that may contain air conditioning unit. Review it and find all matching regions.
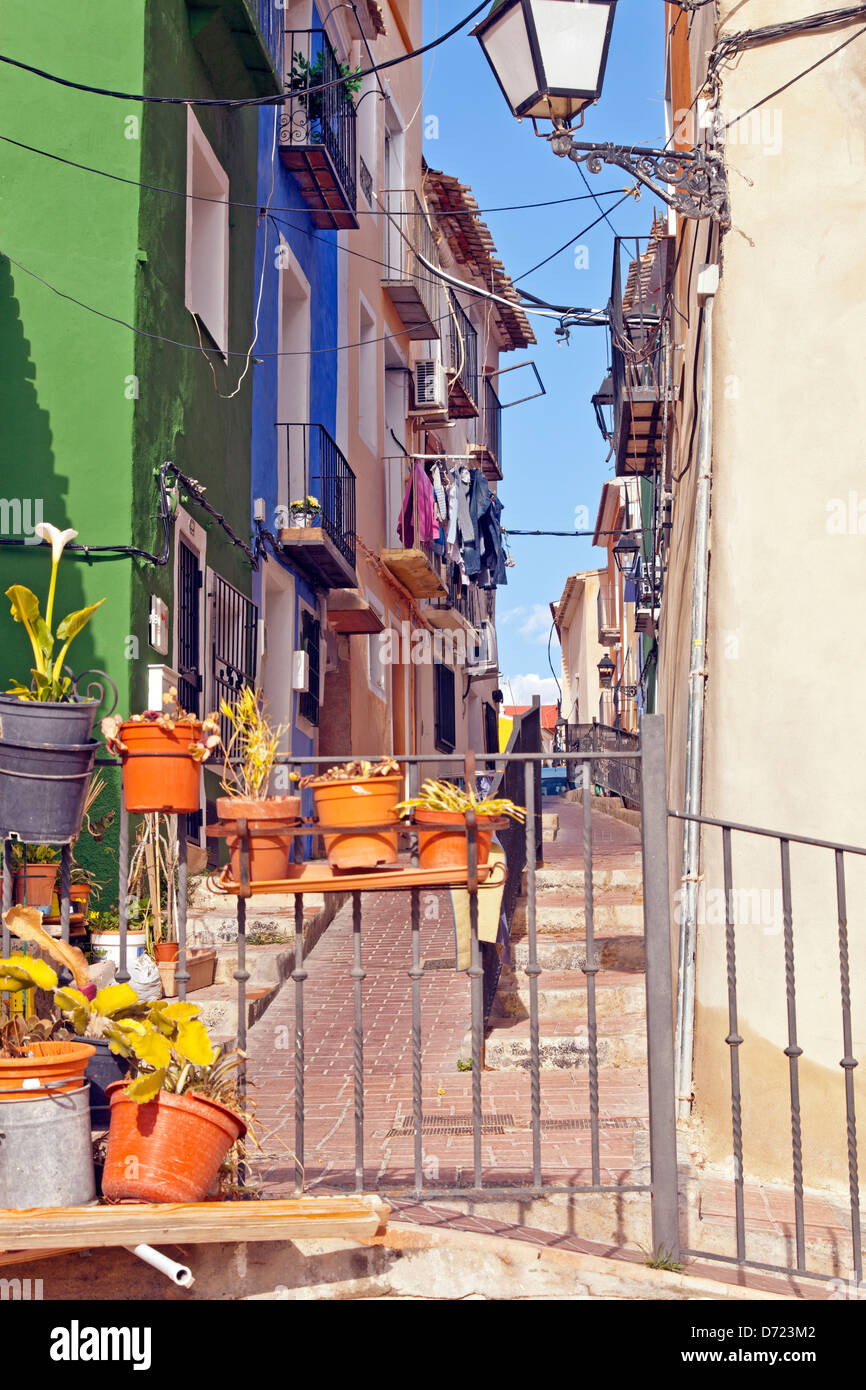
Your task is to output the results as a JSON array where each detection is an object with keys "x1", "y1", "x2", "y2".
[
  {"x1": 466, "y1": 619, "x2": 498, "y2": 674},
  {"x1": 410, "y1": 356, "x2": 448, "y2": 416}
]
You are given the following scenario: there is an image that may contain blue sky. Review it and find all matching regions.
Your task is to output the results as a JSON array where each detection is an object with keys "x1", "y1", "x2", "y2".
[{"x1": 423, "y1": 0, "x2": 663, "y2": 706}]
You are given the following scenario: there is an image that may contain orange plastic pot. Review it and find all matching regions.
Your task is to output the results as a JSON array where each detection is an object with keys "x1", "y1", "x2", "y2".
[
  {"x1": 414, "y1": 809, "x2": 493, "y2": 872},
  {"x1": 102, "y1": 1082, "x2": 247, "y2": 1203},
  {"x1": 0, "y1": 1040, "x2": 95, "y2": 1100},
  {"x1": 153, "y1": 941, "x2": 179, "y2": 963},
  {"x1": 312, "y1": 775, "x2": 403, "y2": 870},
  {"x1": 12, "y1": 863, "x2": 59, "y2": 911},
  {"x1": 216, "y1": 796, "x2": 301, "y2": 884},
  {"x1": 119, "y1": 720, "x2": 202, "y2": 814}
]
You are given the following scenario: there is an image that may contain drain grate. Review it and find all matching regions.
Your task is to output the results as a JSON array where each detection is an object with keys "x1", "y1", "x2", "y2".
[
  {"x1": 387, "y1": 1112, "x2": 515, "y2": 1137},
  {"x1": 536, "y1": 1116, "x2": 646, "y2": 1132},
  {"x1": 422, "y1": 957, "x2": 457, "y2": 971}
]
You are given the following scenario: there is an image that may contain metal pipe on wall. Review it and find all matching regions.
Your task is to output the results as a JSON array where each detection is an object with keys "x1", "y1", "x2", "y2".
[{"x1": 674, "y1": 272, "x2": 717, "y2": 1120}]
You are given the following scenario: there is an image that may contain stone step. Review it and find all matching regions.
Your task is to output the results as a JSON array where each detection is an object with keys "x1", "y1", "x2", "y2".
[
  {"x1": 189, "y1": 878, "x2": 327, "y2": 915},
  {"x1": 524, "y1": 866, "x2": 643, "y2": 893},
  {"x1": 477, "y1": 1016, "x2": 648, "y2": 1072},
  {"x1": 211, "y1": 941, "x2": 297, "y2": 989},
  {"x1": 491, "y1": 968, "x2": 645, "y2": 1022},
  {"x1": 511, "y1": 935, "x2": 646, "y2": 973},
  {"x1": 188, "y1": 904, "x2": 322, "y2": 947},
  {"x1": 194, "y1": 981, "x2": 278, "y2": 1040},
  {"x1": 511, "y1": 899, "x2": 644, "y2": 934}
]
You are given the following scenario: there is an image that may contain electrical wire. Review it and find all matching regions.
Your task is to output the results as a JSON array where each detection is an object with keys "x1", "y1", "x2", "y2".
[
  {"x1": 722, "y1": 19, "x2": 866, "y2": 132},
  {"x1": 0, "y1": 1, "x2": 490, "y2": 108},
  {"x1": 512, "y1": 189, "x2": 636, "y2": 284}
]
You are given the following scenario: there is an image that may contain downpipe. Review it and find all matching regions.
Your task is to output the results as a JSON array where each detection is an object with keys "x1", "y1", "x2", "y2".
[
  {"x1": 125, "y1": 1244, "x2": 195, "y2": 1287},
  {"x1": 674, "y1": 274, "x2": 718, "y2": 1120}
]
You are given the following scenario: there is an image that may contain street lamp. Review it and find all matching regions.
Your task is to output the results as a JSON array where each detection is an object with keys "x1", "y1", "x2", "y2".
[
  {"x1": 597, "y1": 655, "x2": 615, "y2": 688},
  {"x1": 472, "y1": 0, "x2": 617, "y2": 126},
  {"x1": 472, "y1": 0, "x2": 729, "y2": 224},
  {"x1": 613, "y1": 530, "x2": 641, "y2": 576}
]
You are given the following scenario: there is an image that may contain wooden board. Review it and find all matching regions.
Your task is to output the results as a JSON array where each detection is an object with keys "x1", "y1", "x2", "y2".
[
  {"x1": 380, "y1": 548, "x2": 447, "y2": 598},
  {"x1": 0, "y1": 1195, "x2": 390, "y2": 1254},
  {"x1": 327, "y1": 590, "x2": 386, "y2": 634},
  {"x1": 213, "y1": 857, "x2": 506, "y2": 896}
]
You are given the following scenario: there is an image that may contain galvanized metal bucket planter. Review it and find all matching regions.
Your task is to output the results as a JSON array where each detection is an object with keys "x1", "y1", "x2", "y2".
[
  {"x1": 0, "y1": 737, "x2": 97, "y2": 844},
  {"x1": 0, "y1": 1084, "x2": 96, "y2": 1208}
]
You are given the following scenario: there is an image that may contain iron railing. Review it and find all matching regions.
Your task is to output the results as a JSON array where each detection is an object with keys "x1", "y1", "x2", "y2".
[
  {"x1": 282, "y1": 29, "x2": 357, "y2": 211},
  {"x1": 475, "y1": 374, "x2": 502, "y2": 467},
  {"x1": 597, "y1": 572, "x2": 620, "y2": 644},
  {"x1": 609, "y1": 233, "x2": 675, "y2": 475},
  {"x1": 277, "y1": 423, "x2": 356, "y2": 569},
  {"x1": 669, "y1": 804, "x2": 866, "y2": 1286},
  {"x1": 446, "y1": 293, "x2": 478, "y2": 410},
  {"x1": 254, "y1": 0, "x2": 285, "y2": 78},
  {"x1": 380, "y1": 189, "x2": 441, "y2": 329},
  {"x1": 565, "y1": 721, "x2": 641, "y2": 808}
]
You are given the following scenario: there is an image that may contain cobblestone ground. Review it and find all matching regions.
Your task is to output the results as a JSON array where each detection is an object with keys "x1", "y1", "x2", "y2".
[{"x1": 246, "y1": 798, "x2": 649, "y2": 1193}]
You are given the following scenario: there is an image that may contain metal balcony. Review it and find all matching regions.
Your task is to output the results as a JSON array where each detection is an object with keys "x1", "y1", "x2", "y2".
[
  {"x1": 276, "y1": 424, "x2": 357, "y2": 589},
  {"x1": 445, "y1": 294, "x2": 478, "y2": 418},
  {"x1": 187, "y1": 0, "x2": 283, "y2": 95},
  {"x1": 468, "y1": 375, "x2": 502, "y2": 482},
  {"x1": 280, "y1": 29, "x2": 358, "y2": 231},
  {"x1": 597, "y1": 576, "x2": 620, "y2": 646},
  {"x1": 607, "y1": 233, "x2": 677, "y2": 477},
  {"x1": 381, "y1": 190, "x2": 441, "y2": 340}
]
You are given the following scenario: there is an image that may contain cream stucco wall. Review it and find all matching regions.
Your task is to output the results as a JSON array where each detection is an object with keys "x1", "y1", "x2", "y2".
[{"x1": 659, "y1": 0, "x2": 866, "y2": 1186}]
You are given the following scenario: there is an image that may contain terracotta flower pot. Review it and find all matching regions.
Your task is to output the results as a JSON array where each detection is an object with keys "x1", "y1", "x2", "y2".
[
  {"x1": 153, "y1": 941, "x2": 179, "y2": 963},
  {"x1": 12, "y1": 863, "x2": 59, "y2": 911},
  {"x1": 119, "y1": 719, "x2": 203, "y2": 814},
  {"x1": 312, "y1": 775, "x2": 403, "y2": 870},
  {"x1": 0, "y1": 1040, "x2": 95, "y2": 1101},
  {"x1": 102, "y1": 1082, "x2": 246, "y2": 1203},
  {"x1": 216, "y1": 796, "x2": 301, "y2": 885},
  {"x1": 414, "y1": 808, "x2": 494, "y2": 872}
]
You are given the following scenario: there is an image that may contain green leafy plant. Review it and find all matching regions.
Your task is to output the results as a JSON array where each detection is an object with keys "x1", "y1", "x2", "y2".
[
  {"x1": 395, "y1": 779, "x2": 526, "y2": 822},
  {"x1": 219, "y1": 685, "x2": 288, "y2": 801},
  {"x1": 5, "y1": 523, "x2": 105, "y2": 702},
  {"x1": 9, "y1": 843, "x2": 60, "y2": 869},
  {"x1": 641, "y1": 1245, "x2": 684, "y2": 1273},
  {"x1": 290, "y1": 49, "x2": 362, "y2": 135},
  {"x1": 456, "y1": 1058, "x2": 473, "y2": 1072}
]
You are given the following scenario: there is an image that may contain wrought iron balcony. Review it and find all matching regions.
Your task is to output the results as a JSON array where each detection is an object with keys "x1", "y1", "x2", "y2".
[
  {"x1": 280, "y1": 29, "x2": 358, "y2": 231},
  {"x1": 606, "y1": 233, "x2": 677, "y2": 477},
  {"x1": 597, "y1": 574, "x2": 620, "y2": 646},
  {"x1": 381, "y1": 190, "x2": 441, "y2": 340},
  {"x1": 276, "y1": 424, "x2": 357, "y2": 589},
  {"x1": 445, "y1": 293, "x2": 478, "y2": 418},
  {"x1": 469, "y1": 375, "x2": 502, "y2": 482},
  {"x1": 187, "y1": 0, "x2": 283, "y2": 95}
]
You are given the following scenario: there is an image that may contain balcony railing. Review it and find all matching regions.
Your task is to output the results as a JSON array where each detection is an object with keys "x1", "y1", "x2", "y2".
[
  {"x1": 253, "y1": 0, "x2": 285, "y2": 79},
  {"x1": 277, "y1": 423, "x2": 356, "y2": 587},
  {"x1": 608, "y1": 233, "x2": 676, "y2": 477},
  {"x1": 445, "y1": 293, "x2": 478, "y2": 417},
  {"x1": 470, "y1": 375, "x2": 502, "y2": 482},
  {"x1": 280, "y1": 29, "x2": 357, "y2": 230},
  {"x1": 381, "y1": 189, "x2": 441, "y2": 339},
  {"x1": 597, "y1": 574, "x2": 620, "y2": 645},
  {"x1": 564, "y1": 722, "x2": 641, "y2": 807}
]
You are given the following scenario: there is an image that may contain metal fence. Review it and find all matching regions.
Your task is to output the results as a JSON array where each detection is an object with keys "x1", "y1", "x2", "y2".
[
  {"x1": 211, "y1": 573, "x2": 259, "y2": 748},
  {"x1": 476, "y1": 374, "x2": 502, "y2": 469},
  {"x1": 254, "y1": 0, "x2": 285, "y2": 78},
  {"x1": 277, "y1": 423, "x2": 356, "y2": 569},
  {"x1": 281, "y1": 29, "x2": 357, "y2": 210},
  {"x1": 565, "y1": 722, "x2": 641, "y2": 808},
  {"x1": 380, "y1": 188, "x2": 441, "y2": 330},
  {"x1": 446, "y1": 292, "x2": 478, "y2": 411}
]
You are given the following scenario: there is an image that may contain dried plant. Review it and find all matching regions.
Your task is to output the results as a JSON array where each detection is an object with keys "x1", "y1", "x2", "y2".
[
  {"x1": 219, "y1": 686, "x2": 287, "y2": 801},
  {"x1": 395, "y1": 779, "x2": 525, "y2": 822},
  {"x1": 299, "y1": 758, "x2": 399, "y2": 788}
]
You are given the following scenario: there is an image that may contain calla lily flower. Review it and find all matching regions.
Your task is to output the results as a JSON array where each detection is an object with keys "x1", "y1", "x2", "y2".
[{"x1": 34, "y1": 522, "x2": 78, "y2": 565}]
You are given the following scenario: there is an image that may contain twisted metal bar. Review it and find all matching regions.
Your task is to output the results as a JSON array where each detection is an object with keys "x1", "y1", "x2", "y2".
[
  {"x1": 582, "y1": 762, "x2": 601, "y2": 1186},
  {"x1": 60, "y1": 843, "x2": 71, "y2": 945},
  {"x1": 779, "y1": 839, "x2": 806, "y2": 1271},
  {"x1": 722, "y1": 826, "x2": 746, "y2": 1262},
  {"x1": 523, "y1": 761, "x2": 542, "y2": 1187},
  {"x1": 116, "y1": 790, "x2": 129, "y2": 984},
  {"x1": 175, "y1": 819, "x2": 189, "y2": 1000},
  {"x1": 351, "y1": 890, "x2": 365, "y2": 1193},
  {"x1": 409, "y1": 886, "x2": 424, "y2": 1196},
  {"x1": 293, "y1": 893, "x2": 306, "y2": 1195},
  {"x1": 236, "y1": 892, "x2": 248, "y2": 1189},
  {"x1": 834, "y1": 849, "x2": 862, "y2": 1285}
]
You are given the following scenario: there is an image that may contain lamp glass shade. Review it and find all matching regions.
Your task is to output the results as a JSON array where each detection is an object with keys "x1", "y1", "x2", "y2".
[{"x1": 474, "y1": 0, "x2": 617, "y2": 124}]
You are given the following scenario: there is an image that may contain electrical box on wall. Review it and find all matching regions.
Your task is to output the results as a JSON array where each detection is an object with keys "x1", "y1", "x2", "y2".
[
  {"x1": 149, "y1": 596, "x2": 169, "y2": 655},
  {"x1": 147, "y1": 664, "x2": 180, "y2": 712},
  {"x1": 292, "y1": 650, "x2": 310, "y2": 692}
]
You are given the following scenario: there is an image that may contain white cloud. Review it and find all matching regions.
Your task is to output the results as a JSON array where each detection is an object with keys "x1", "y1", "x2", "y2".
[
  {"x1": 502, "y1": 673, "x2": 560, "y2": 706},
  {"x1": 517, "y1": 604, "x2": 553, "y2": 643}
]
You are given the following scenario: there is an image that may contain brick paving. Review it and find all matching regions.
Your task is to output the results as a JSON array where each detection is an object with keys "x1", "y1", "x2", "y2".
[{"x1": 246, "y1": 797, "x2": 649, "y2": 1193}]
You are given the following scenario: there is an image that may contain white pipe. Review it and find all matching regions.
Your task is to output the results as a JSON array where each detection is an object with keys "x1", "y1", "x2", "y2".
[
  {"x1": 125, "y1": 1244, "x2": 195, "y2": 1287},
  {"x1": 674, "y1": 282, "x2": 717, "y2": 1120}
]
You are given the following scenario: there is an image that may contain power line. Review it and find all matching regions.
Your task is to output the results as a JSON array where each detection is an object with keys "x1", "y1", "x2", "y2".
[
  {"x1": 0, "y1": 130, "x2": 626, "y2": 219},
  {"x1": 723, "y1": 19, "x2": 866, "y2": 132},
  {"x1": 512, "y1": 190, "x2": 636, "y2": 283},
  {"x1": 0, "y1": 1, "x2": 489, "y2": 109}
]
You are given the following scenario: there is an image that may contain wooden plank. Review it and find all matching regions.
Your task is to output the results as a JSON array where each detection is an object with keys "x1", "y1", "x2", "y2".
[
  {"x1": 380, "y1": 548, "x2": 447, "y2": 598},
  {"x1": 213, "y1": 856, "x2": 506, "y2": 896},
  {"x1": 0, "y1": 1196, "x2": 391, "y2": 1254},
  {"x1": 327, "y1": 590, "x2": 385, "y2": 634}
]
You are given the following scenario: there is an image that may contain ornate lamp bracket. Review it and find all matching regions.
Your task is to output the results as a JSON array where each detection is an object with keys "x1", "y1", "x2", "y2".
[{"x1": 551, "y1": 133, "x2": 730, "y2": 227}]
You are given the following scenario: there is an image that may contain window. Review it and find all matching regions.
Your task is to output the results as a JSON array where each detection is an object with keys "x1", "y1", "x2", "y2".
[
  {"x1": 358, "y1": 297, "x2": 378, "y2": 450},
  {"x1": 298, "y1": 608, "x2": 321, "y2": 727},
  {"x1": 210, "y1": 571, "x2": 258, "y2": 746},
  {"x1": 484, "y1": 702, "x2": 499, "y2": 756},
  {"x1": 434, "y1": 660, "x2": 456, "y2": 754},
  {"x1": 185, "y1": 111, "x2": 229, "y2": 353},
  {"x1": 366, "y1": 592, "x2": 387, "y2": 700}
]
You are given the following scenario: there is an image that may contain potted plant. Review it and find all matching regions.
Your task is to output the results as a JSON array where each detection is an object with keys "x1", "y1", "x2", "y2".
[
  {"x1": 10, "y1": 843, "x2": 60, "y2": 911},
  {"x1": 46, "y1": 771, "x2": 114, "y2": 920},
  {"x1": 216, "y1": 686, "x2": 300, "y2": 884},
  {"x1": 0, "y1": 524, "x2": 105, "y2": 843},
  {"x1": 102, "y1": 688, "x2": 220, "y2": 815},
  {"x1": 289, "y1": 495, "x2": 322, "y2": 528},
  {"x1": 0, "y1": 955, "x2": 95, "y2": 1094},
  {"x1": 301, "y1": 758, "x2": 402, "y2": 870},
  {"x1": 290, "y1": 49, "x2": 362, "y2": 142},
  {"x1": 87, "y1": 905, "x2": 148, "y2": 976},
  {"x1": 395, "y1": 779, "x2": 525, "y2": 871},
  {"x1": 54, "y1": 988, "x2": 247, "y2": 1203}
]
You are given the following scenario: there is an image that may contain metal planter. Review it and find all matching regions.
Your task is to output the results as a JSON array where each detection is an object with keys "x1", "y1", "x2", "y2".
[{"x1": 0, "y1": 738, "x2": 97, "y2": 844}]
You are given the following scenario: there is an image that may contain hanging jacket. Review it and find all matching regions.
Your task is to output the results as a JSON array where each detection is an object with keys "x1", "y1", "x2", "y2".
[{"x1": 397, "y1": 462, "x2": 437, "y2": 547}]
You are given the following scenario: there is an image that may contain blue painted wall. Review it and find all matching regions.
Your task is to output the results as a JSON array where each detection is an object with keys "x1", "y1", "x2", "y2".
[{"x1": 250, "y1": 76, "x2": 340, "y2": 761}]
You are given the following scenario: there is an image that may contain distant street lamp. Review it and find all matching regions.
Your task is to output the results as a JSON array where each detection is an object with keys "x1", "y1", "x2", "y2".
[
  {"x1": 613, "y1": 530, "x2": 641, "y2": 576},
  {"x1": 597, "y1": 654, "x2": 615, "y2": 688},
  {"x1": 473, "y1": 0, "x2": 729, "y2": 224}
]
